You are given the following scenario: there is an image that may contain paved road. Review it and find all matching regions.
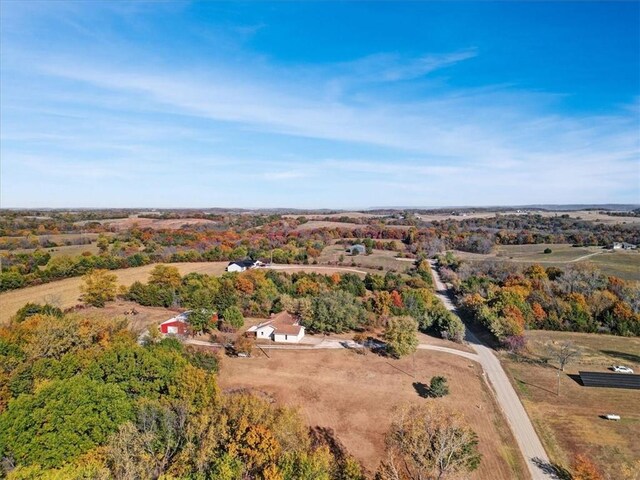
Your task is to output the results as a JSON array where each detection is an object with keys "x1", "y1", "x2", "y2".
[{"x1": 429, "y1": 261, "x2": 552, "y2": 480}]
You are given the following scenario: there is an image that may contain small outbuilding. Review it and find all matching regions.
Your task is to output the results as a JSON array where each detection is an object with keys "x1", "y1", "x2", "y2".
[
  {"x1": 160, "y1": 312, "x2": 190, "y2": 335},
  {"x1": 612, "y1": 242, "x2": 637, "y2": 251}
]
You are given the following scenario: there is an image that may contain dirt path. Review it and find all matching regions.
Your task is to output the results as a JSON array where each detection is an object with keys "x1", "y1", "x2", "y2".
[{"x1": 428, "y1": 261, "x2": 550, "y2": 480}]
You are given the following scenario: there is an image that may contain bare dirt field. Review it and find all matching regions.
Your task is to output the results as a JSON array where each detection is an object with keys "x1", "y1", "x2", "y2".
[
  {"x1": 501, "y1": 330, "x2": 640, "y2": 478},
  {"x1": 81, "y1": 300, "x2": 177, "y2": 333},
  {"x1": 74, "y1": 216, "x2": 217, "y2": 231},
  {"x1": 218, "y1": 349, "x2": 528, "y2": 479},
  {"x1": 284, "y1": 212, "x2": 385, "y2": 220},
  {"x1": 317, "y1": 244, "x2": 413, "y2": 273},
  {"x1": 0, "y1": 262, "x2": 229, "y2": 324},
  {"x1": 454, "y1": 244, "x2": 640, "y2": 281}
]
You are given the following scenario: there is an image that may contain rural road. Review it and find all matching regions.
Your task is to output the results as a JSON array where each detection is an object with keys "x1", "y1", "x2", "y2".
[{"x1": 428, "y1": 261, "x2": 552, "y2": 480}]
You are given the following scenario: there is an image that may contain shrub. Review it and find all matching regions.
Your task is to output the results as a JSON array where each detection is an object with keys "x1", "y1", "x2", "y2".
[
  {"x1": 429, "y1": 376, "x2": 449, "y2": 397},
  {"x1": 543, "y1": 248, "x2": 553, "y2": 254}
]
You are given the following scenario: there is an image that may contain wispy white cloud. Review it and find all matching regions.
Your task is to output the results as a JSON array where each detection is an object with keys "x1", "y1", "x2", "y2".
[{"x1": 1, "y1": 4, "x2": 638, "y2": 207}]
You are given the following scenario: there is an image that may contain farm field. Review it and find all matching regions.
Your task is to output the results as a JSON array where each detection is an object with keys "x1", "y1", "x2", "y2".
[
  {"x1": 500, "y1": 330, "x2": 640, "y2": 478},
  {"x1": 284, "y1": 211, "x2": 384, "y2": 219},
  {"x1": 454, "y1": 244, "x2": 640, "y2": 281},
  {"x1": 73, "y1": 216, "x2": 218, "y2": 231},
  {"x1": 218, "y1": 349, "x2": 528, "y2": 479},
  {"x1": 80, "y1": 300, "x2": 179, "y2": 333},
  {"x1": 9, "y1": 242, "x2": 100, "y2": 258},
  {"x1": 416, "y1": 210, "x2": 640, "y2": 225},
  {"x1": 294, "y1": 220, "x2": 411, "y2": 232},
  {"x1": 318, "y1": 243, "x2": 414, "y2": 273}
]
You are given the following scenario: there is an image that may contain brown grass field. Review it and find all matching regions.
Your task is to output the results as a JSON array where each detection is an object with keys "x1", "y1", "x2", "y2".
[
  {"x1": 318, "y1": 244, "x2": 414, "y2": 273},
  {"x1": 500, "y1": 330, "x2": 640, "y2": 478},
  {"x1": 10, "y1": 243, "x2": 101, "y2": 258},
  {"x1": 417, "y1": 210, "x2": 640, "y2": 225},
  {"x1": 74, "y1": 216, "x2": 217, "y2": 231},
  {"x1": 81, "y1": 300, "x2": 178, "y2": 332},
  {"x1": 218, "y1": 349, "x2": 529, "y2": 479},
  {"x1": 284, "y1": 212, "x2": 385, "y2": 220},
  {"x1": 454, "y1": 244, "x2": 640, "y2": 281},
  {"x1": 294, "y1": 220, "x2": 411, "y2": 232}
]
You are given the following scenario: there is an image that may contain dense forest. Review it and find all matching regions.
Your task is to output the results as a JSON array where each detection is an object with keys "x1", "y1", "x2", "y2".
[{"x1": 437, "y1": 253, "x2": 640, "y2": 341}]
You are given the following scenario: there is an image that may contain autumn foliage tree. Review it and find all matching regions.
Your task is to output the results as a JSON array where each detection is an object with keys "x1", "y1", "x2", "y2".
[
  {"x1": 384, "y1": 316, "x2": 419, "y2": 358},
  {"x1": 80, "y1": 269, "x2": 118, "y2": 307},
  {"x1": 378, "y1": 402, "x2": 481, "y2": 480},
  {"x1": 572, "y1": 454, "x2": 603, "y2": 480}
]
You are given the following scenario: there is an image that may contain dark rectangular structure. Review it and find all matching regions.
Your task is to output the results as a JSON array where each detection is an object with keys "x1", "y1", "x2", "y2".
[{"x1": 579, "y1": 371, "x2": 640, "y2": 390}]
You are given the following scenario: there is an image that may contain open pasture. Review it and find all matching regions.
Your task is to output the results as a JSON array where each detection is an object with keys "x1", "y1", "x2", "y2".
[
  {"x1": 74, "y1": 216, "x2": 217, "y2": 231},
  {"x1": 454, "y1": 244, "x2": 640, "y2": 281},
  {"x1": 317, "y1": 243, "x2": 413, "y2": 273},
  {"x1": 218, "y1": 349, "x2": 528, "y2": 479},
  {"x1": 501, "y1": 330, "x2": 640, "y2": 478}
]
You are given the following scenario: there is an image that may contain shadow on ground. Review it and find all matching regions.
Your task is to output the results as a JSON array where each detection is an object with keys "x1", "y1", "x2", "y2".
[
  {"x1": 601, "y1": 349, "x2": 640, "y2": 365},
  {"x1": 532, "y1": 457, "x2": 571, "y2": 480},
  {"x1": 412, "y1": 382, "x2": 431, "y2": 398}
]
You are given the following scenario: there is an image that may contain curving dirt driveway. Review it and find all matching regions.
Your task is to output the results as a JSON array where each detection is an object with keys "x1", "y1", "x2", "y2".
[{"x1": 429, "y1": 261, "x2": 552, "y2": 479}]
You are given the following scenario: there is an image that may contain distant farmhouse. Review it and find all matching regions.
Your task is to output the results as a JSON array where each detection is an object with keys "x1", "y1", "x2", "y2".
[
  {"x1": 246, "y1": 311, "x2": 305, "y2": 343},
  {"x1": 226, "y1": 259, "x2": 263, "y2": 272},
  {"x1": 612, "y1": 242, "x2": 637, "y2": 251},
  {"x1": 346, "y1": 244, "x2": 366, "y2": 255}
]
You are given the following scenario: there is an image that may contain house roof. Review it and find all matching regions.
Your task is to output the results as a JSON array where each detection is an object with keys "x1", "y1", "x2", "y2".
[
  {"x1": 248, "y1": 311, "x2": 304, "y2": 336},
  {"x1": 273, "y1": 323, "x2": 303, "y2": 335},
  {"x1": 228, "y1": 259, "x2": 257, "y2": 268},
  {"x1": 160, "y1": 316, "x2": 187, "y2": 326},
  {"x1": 270, "y1": 311, "x2": 303, "y2": 335}
]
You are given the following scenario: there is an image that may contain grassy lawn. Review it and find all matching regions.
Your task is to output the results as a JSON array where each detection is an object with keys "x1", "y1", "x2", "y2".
[
  {"x1": 500, "y1": 330, "x2": 640, "y2": 478},
  {"x1": 218, "y1": 349, "x2": 528, "y2": 479}
]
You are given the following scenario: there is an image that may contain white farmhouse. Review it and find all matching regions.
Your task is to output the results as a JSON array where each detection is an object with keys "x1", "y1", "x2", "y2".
[
  {"x1": 226, "y1": 259, "x2": 258, "y2": 272},
  {"x1": 247, "y1": 311, "x2": 305, "y2": 343}
]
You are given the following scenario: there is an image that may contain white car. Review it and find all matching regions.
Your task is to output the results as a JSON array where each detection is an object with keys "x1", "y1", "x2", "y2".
[{"x1": 612, "y1": 366, "x2": 634, "y2": 374}]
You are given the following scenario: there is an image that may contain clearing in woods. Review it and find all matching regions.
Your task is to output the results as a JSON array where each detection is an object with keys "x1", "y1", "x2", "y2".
[
  {"x1": 500, "y1": 330, "x2": 640, "y2": 478},
  {"x1": 454, "y1": 244, "x2": 640, "y2": 281},
  {"x1": 318, "y1": 243, "x2": 414, "y2": 273},
  {"x1": 218, "y1": 348, "x2": 529, "y2": 479}
]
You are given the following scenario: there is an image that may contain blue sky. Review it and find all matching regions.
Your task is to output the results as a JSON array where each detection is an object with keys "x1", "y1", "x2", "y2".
[{"x1": 1, "y1": 1, "x2": 638, "y2": 208}]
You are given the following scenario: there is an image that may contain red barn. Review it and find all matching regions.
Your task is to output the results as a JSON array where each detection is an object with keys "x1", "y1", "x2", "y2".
[{"x1": 160, "y1": 315, "x2": 188, "y2": 335}]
